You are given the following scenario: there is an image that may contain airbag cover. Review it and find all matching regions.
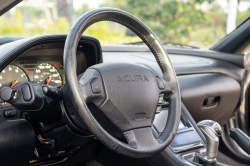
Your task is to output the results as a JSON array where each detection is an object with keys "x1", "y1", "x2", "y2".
[{"x1": 90, "y1": 63, "x2": 159, "y2": 131}]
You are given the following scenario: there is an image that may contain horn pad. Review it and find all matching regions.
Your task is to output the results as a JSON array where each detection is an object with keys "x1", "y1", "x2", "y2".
[{"x1": 86, "y1": 63, "x2": 160, "y2": 132}]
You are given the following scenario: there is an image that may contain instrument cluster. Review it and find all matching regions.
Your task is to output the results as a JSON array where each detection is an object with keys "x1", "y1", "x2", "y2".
[{"x1": 0, "y1": 61, "x2": 63, "y2": 92}]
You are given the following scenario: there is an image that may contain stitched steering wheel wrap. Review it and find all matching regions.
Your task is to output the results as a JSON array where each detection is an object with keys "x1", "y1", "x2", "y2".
[{"x1": 64, "y1": 8, "x2": 181, "y2": 158}]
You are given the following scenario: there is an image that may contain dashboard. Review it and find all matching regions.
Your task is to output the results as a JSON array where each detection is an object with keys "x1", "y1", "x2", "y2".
[
  {"x1": 0, "y1": 34, "x2": 244, "y2": 166},
  {"x1": 0, "y1": 35, "x2": 243, "y2": 126}
]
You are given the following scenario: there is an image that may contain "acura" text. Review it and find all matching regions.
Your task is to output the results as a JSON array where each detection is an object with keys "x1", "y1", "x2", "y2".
[{"x1": 117, "y1": 75, "x2": 149, "y2": 82}]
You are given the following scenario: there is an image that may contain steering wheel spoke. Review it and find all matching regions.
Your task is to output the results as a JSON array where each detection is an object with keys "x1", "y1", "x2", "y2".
[
  {"x1": 123, "y1": 127, "x2": 160, "y2": 152},
  {"x1": 78, "y1": 69, "x2": 106, "y2": 106},
  {"x1": 157, "y1": 76, "x2": 177, "y2": 94}
]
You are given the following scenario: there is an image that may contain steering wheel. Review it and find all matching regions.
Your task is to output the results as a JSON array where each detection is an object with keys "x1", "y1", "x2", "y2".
[{"x1": 64, "y1": 8, "x2": 181, "y2": 158}]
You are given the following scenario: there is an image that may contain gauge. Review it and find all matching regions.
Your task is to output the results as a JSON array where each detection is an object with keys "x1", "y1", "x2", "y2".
[
  {"x1": 33, "y1": 63, "x2": 62, "y2": 87},
  {"x1": 0, "y1": 65, "x2": 28, "y2": 89}
]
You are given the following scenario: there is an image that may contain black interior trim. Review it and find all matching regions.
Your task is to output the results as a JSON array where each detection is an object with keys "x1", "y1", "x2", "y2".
[
  {"x1": 0, "y1": 0, "x2": 22, "y2": 16},
  {"x1": 211, "y1": 18, "x2": 250, "y2": 54},
  {"x1": 0, "y1": 34, "x2": 102, "y2": 73},
  {"x1": 178, "y1": 73, "x2": 241, "y2": 126}
]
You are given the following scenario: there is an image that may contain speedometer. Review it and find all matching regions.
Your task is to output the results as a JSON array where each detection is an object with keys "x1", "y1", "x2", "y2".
[
  {"x1": 0, "y1": 65, "x2": 28, "y2": 89},
  {"x1": 33, "y1": 63, "x2": 62, "y2": 87}
]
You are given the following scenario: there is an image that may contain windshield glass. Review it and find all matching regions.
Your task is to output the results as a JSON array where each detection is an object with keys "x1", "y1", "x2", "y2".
[{"x1": 1, "y1": 0, "x2": 250, "y2": 48}]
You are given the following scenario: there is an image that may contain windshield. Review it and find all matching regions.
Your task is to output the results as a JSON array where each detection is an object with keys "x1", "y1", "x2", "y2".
[{"x1": 1, "y1": 0, "x2": 250, "y2": 49}]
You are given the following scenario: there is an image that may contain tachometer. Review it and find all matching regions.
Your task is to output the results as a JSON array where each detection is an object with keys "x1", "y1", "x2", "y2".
[
  {"x1": 33, "y1": 63, "x2": 62, "y2": 87},
  {"x1": 0, "y1": 65, "x2": 28, "y2": 89}
]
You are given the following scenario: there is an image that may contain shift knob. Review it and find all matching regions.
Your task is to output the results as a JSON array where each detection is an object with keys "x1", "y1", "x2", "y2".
[{"x1": 197, "y1": 120, "x2": 222, "y2": 159}]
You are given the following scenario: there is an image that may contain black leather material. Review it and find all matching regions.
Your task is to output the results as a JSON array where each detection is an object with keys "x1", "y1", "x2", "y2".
[
  {"x1": 0, "y1": 120, "x2": 36, "y2": 166},
  {"x1": 63, "y1": 8, "x2": 181, "y2": 158},
  {"x1": 196, "y1": 153, "x2": 216, "y2": 166},
  {"x1": 230, "y1": 128, "x2": 250, "y2": 155},
  {"x1": 194, "y1": 153, "x2": 229, "y2": 166}
]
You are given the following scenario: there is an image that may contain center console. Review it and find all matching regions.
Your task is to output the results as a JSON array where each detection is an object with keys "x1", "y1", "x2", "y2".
[
  {"x1": 154, "y1": 111, "x2": 204, "y2": 154},
  {"x1": 150, "y1": 102, "x2": 227, "y2": 166}
]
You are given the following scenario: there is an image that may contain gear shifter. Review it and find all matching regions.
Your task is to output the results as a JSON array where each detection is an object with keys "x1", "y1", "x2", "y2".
[
  {"x1": 197, "y1": 120, "x2": 222, "y2": 160},
  {"x1": 182, "y1": 120, "x2": 227, "y2": 166}
]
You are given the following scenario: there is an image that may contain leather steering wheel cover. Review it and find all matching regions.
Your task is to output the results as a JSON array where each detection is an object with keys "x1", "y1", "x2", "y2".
[{"x1": 64, "y1": 8, "x2": 181, "y2": 158}]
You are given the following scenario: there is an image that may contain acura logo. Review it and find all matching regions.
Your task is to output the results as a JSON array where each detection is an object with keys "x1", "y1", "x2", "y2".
[{"x1": 118, "y1": 75, "x2": 149, "y2": 82}]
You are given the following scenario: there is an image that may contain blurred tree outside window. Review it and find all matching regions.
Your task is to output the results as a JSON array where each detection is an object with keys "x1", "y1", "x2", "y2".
[{"x1": 0, "y1": 0, "x2": 249, "y2": 49}]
